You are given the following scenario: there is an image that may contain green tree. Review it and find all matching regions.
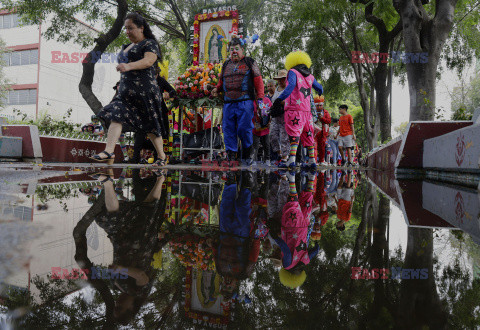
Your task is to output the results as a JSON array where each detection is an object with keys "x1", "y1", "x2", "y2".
[
  {"x1": 451, "y1": 69, "x2": 480, "y2": 120},
  {"x1": 0, "y1": 37, "x2": 10, "y2": 109},
  {"x1": 394, "y1": 121, "x2": 408, "y2": 137},
  {"x1": 393, "y1": 0, "x2": 480, "y2": 121},
  {"x1": 255, "y1": 0, "x2": 403, "y2": 149}
]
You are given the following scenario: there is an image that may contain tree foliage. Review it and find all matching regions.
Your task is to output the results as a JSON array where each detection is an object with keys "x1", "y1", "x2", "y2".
[{"x1": 0, "y1": 37, "x2": 10, "y2": 109}]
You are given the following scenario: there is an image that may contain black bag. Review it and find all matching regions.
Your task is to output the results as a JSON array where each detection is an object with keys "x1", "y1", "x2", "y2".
[
  {"x1": 180, "y1": 182, "x2": 222, "y2": 206},
  {"x1": 260, "y1": 114, "x2": 270, "y2": 128},
  {"x1": 183, "y1": 127, "x2": 223, "y2": 158}
]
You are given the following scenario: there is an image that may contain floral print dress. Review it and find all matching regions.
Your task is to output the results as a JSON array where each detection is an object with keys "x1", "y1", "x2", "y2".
[{"x1": 98, "y1": 38, "x2": 166, "y2": 137}]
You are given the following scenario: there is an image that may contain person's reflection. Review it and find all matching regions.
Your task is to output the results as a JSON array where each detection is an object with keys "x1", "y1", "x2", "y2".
[
  {"x1": 311, "y1": 170, "x2": 329, "y2": 241},
  {"x1": 215, "y1": 171, "x2": 260, "y2": 299},
  {"x1": 74, "y1": 168, "x2": 168, "y2": 326},
  {"x1": 335, "y1": 170, "x2": 355, "y2": 231},
  {"x1": 269, "y1": 171, "x2": 319, "y2": 289}
]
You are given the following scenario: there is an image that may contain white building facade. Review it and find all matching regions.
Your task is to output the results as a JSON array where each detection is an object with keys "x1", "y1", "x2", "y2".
[{"x1": 0, "y1": 10, "x2": 119, "y2": 124}]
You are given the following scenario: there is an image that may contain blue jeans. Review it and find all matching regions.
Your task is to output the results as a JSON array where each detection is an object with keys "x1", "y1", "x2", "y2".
[
  {"x1": 329, "y1": 139, "x2": 339, "y2": 164},
  {"x1": 326, "y1": 169, "x2": 339, "y2": 194}
]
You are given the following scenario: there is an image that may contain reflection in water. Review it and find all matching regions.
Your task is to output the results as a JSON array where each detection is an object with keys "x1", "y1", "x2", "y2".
[{"x1": 1, "y1": 168, "x2": 480, "y2": 328}]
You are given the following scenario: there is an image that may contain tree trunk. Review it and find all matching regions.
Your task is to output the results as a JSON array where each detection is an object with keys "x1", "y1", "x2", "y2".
[
  {"x1": 367, "y1": 194, "x2": 392, "y2": 321},
  {"x1": 394, "y1": 0, "x2": 458, "y2": 121},
  {"x1": 375, "y1": 58, "x2": 392, "y2": 141},
  {"x1": 397, "y1": 227, "x2": 447, "y2": 328},
  {"x1": 406, "y1": 60, "x2": 437, "y2": 121},
  {"x1": 78, "y1": 0, "x2": 128, "y2": 115}
]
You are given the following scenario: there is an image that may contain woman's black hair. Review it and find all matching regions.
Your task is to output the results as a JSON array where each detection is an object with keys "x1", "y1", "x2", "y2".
[{"x1": 125, "y1": 12, "x2": 163, "y2": 62}]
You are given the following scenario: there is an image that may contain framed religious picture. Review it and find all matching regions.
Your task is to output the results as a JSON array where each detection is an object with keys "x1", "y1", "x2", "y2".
[
  {"x1": 184, "y1": 267, "x2": 232, "y2": 328},
  {"x1": 191, "y1": 6, "x2": 243, "y2": 65}
]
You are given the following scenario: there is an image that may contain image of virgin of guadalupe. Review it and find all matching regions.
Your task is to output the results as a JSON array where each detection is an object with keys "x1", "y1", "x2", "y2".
[{"x1": 208, "y1": 28, "x2": 223, "y2": 64}]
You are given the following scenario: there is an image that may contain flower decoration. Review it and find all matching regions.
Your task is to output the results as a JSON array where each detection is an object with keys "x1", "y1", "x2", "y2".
[
  {"x1": 169, "y1": 234, "x2": 215, "y2": 270},
  {"x1": 174, "y1": 63, "x2": 222, "y2": 101}
]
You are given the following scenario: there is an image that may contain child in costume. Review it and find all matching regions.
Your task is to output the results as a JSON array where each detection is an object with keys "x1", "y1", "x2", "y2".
[
  {"x1": 82, "y1": 115, "x2": 105, "y2": 136},
  {"x1": 252, "y1": 95, "x2": 272, "y2": 165},
  {"x1": 314, "y1": 96, "x2": 331, "y2": 166},
  {"x1": 269, "y1": 69, "x2": 290, "y2": 165},
  {"x1": 212, "y1": 37, "x2": 264, "y2": 165},
  {"x1": 269, "y1": 171, "x2": 319, "y2": 289},
  {"x1": 271, "y1": 51, "x2": 324, "y2": 168}
]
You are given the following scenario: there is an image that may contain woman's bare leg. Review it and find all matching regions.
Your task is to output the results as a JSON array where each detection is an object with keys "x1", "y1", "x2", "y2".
[
  {"x1": 147, "y1": 133, "x2": 166, "y2": 160},
  {"x1": 143, "y1": 175, "x2": 165, "y2": 203},
  {"x1": 103, "y1": 181, "x2": 119, "y2": 212},
  {"x1": 103, "y1": 122, "x2": 123, "y2": 156}
]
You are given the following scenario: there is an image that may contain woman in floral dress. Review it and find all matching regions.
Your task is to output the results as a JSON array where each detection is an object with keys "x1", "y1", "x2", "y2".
[{"x1": 91, "y1": 12, "x2": 167, "y2": 166}]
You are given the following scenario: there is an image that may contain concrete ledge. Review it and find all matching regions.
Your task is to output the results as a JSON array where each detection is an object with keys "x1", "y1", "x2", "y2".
[
  {"x1": 40, "y1": 136, "x2": 124, "y2": 163},
  {"x1": 424, "y1": 122, "x2": 480, "y2": 170},
  {"x1": 0, "y1": 136, "x2": 22, "y2": 158},
  {"x1": 396, "y1": 121, "x2": 472, "y2": 168},
  {"x1": 396, "y1": 168, "x2": 480, "y2": 189},
  {"x1": 1, "y1": 125, "x2": 43, "y2": 161}
]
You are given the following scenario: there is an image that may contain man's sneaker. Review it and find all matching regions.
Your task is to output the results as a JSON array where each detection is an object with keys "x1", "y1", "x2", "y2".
[
  {"x1": 242, "y1": 158, "x2": 254, "y2": 166},
  {"x1": 347, "y1": 161, "x2": 354, "y2": 167},
  {"x1": 264, "y1": 160, "x2": 271, "y2": 166},
  {"x1": 319, "y1": 161, "x2": 329, "y2": 166}
]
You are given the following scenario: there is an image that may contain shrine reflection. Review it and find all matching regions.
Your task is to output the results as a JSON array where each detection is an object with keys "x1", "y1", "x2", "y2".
[{"x1": 1, "y1": 168, "x2": 480, "y2": 329}]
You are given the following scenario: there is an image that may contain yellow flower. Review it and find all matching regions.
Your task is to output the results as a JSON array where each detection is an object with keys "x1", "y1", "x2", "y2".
[{"x1": 151, "y1": 250, "x2": 162, "y2": 269}]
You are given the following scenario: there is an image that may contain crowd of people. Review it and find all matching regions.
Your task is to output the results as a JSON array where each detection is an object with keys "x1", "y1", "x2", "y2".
[{"x1": 86, "y1": 12, "x2": 361, "y2": 168}]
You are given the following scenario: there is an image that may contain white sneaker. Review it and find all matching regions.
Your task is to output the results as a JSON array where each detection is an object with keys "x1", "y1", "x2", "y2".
[
  {"x1": 320, "y1": 161, "x2": 329, "y2": 166},
  {"x1": 286, "y1": 171, "x2": 296, "y2": 182}
]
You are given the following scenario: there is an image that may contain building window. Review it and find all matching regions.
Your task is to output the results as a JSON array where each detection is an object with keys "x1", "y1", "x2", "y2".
[
  {"x1": 0, "y1": 14, "x2": 22, "y2": 29},
  {"x1": 3, "y1": 49, "x2": 38, "y2": 66},
  {"x1": 7, "y1": 89, "x2": 37, "y2": 105}
]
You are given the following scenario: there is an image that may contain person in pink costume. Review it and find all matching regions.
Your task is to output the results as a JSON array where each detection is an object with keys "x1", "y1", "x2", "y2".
[
  {"x1": 270, "y1": 51, "x2": 324, "y2": 169},
  {"x1": 269, "y1": 171, "x2": 319, "y2": 289}
]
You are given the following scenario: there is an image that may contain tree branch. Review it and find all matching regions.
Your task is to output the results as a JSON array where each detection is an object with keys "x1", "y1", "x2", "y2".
[
  {"x1": 79, "y1": 0, "x2": 128, "y2": 115},
  {"x1": 167, "y1": 0, "x2": 188, "y2": 38}
]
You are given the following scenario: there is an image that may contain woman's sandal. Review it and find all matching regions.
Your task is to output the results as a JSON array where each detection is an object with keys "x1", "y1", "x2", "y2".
[
  {"x1": 152, "y1": 158, "x2": 167, "y2": 167},
  {"x1": 152, "y1": 168, "x2": 166, "y2": 177},
  {"x1": 90, "y1": 151, "x2": 115, "y2": 165},
  {"x1": 90, "y1": 173, "x2": 114, "y2": 183}
]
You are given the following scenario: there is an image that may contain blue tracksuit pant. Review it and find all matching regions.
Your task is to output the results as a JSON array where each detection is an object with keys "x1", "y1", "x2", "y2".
[
  {"x1": 222, "y1": 100, "x2": 254, "y2": 152},
  {"x1": 219, "y1": 184, "x2": 252, "y2": 238}
]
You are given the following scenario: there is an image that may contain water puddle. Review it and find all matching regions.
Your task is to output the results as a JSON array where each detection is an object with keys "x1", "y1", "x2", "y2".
[{"x1": 0, "y1": 167, "x2": 479, "y2": 328}]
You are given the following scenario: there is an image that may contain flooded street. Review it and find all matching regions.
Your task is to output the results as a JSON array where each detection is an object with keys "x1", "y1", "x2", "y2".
[{"x1": 0, "y1": 166, "x2": 479, "y2": 329}]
